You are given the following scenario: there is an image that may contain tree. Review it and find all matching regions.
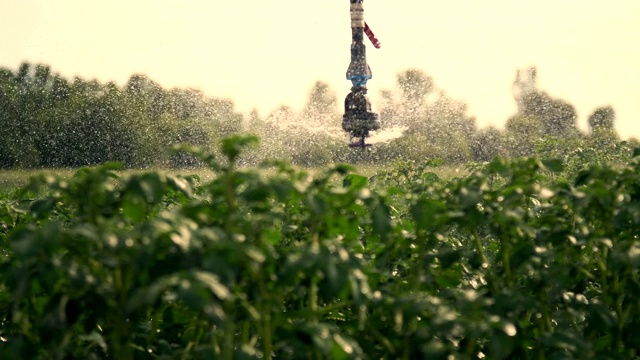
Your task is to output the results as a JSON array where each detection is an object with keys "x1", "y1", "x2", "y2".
[
  {"x1": 586, "y1": 106, "x2": 618, "y2": 152},
  {"x1": 512, "y1": 67, "x2": 578, "y2": 138},
  {"x1": 12, "y1": 63, "x2": 54, "y2": 167},
  {"x1": 302, "y1": 81, "x2": 339, "y2": 129},
  {"x1": 397, "y1": 68, "x2": 433, "y2": 109},
  {"x1": 588, "y1": 106, "x2": 615, "y2": 132},
  {"x1": 504, "y1": 115, "x2": 541, "y2": 157},
  {"x1": 0, "y1": 63, "x2": 264, "y2": 168},
  {"x1": 246, "y1": 108, "x2": 263, "y2": 135},
  {"x1": 0, "y1": 68, "x2": 19, "y2": 167},
  {"x1": 363, "y1": 69, "x2": 479, "y2": 163},
  {"x1": 519, "y1": 92, "x2": 577, "y2": 137},
  {"x1": 208, "y1": 98, "x2": 243, "y2": 139},
  {"x1": 426, "y1": 93, "x2": 476, "y2": 139},
  {"x1": 471, "y1": 127, "x2": 504, "y2": 162},
  {"x1": 512, "y1": 66, "x2": 538, "y2": 112},
  {"x1": 394, "y1": 69, "x2": 433, "y2": 129}
]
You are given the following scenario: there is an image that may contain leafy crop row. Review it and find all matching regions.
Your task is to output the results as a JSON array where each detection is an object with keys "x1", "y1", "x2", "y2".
[{"x1": 1, "y1": 136, "x2": 640, "y2": 359}]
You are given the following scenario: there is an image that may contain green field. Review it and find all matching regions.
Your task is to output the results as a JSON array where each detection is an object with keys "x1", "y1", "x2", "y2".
[
  {"x1": 0, "y1": 168, "x2": 210, "y2": 193},
  {"x1": 1, "y1": 137, "x2": 640, "y2": 359},
  {"x1": 0, "y1": 164, "x2": 469, "y2": 193}
]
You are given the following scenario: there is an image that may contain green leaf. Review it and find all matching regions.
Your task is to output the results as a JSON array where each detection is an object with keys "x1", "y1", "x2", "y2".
[
  {"x1": 242, "y1": 185, "x2": 270, "y2": 203},
  {"x1": 122, "y1": 196, "x2": 146, "y2": 223},
  {"x1": 333, "y1": 163, "x2": 354, "y2": 176},
  {"x1": 509, "y1": 243, "x2": 536, "y2": 269},
  {"x1": 542, "y1": 158, "x2": 564, "y2": 172},
  {"x1": 78, "y1": 331, "x2": 108, "y2": 352},
  {"x1": 434, "y1": 268, "x2": 462, "y2": 287},
  {"x1": 10, "y1": 227, "x2": 41, "y2": 257},
  {"x1": 488, "y1": 332, "x2": 517, "y2": 360},
  {"x1": 372, "y1": 203, "x2": 392, "y2": 239},
  {"x1": 575, "y1": 170, "x2": 592, "y2": 186},
  {"x1": 191, "y1": 271, "x2": 231, "y2": 300},
  {"x1": 30, "y1": 197, "x2": 56, "y2": 219},
  {"x1": 438, "y1": 250, "x2": 462, "y2": 269},
  {"x1": 127, "y1": 275, "x2": 181, "y2": 311},
  {"x1": 331, "y1": 333, "x2": 363, "y2": 359},
  {"x1": 411, "y1": 198, "x2": 446, "y2": 231},
  {"x1": 343, "y1": 174, "x2": 368, "y2": 190},
  {"x1": 139, "y1": 173, "x2": 165, "y2": 204},
  {"x1": 221, "y1": 135, "x2": 258, "y2": 163}
]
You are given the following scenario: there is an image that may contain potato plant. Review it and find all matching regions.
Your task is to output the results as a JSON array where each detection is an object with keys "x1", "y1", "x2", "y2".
[{"x1": 1, "y1": 136, "x2": 640, "y2": 359}]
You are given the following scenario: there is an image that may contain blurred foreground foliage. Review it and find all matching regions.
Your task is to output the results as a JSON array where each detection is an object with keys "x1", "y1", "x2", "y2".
[{"x1": 2, "y1": 135, "x2": 640, "y2": 359}]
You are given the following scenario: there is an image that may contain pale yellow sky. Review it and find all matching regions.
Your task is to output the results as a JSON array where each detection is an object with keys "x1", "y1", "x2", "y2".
[{"x1": 1, "y1": 1, "x2": 639, "y2": 137}]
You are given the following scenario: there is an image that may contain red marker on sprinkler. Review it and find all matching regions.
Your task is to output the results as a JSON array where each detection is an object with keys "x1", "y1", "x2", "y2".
[{"x1": 364, "y1": 22, "x2": 380, "y2": 49}]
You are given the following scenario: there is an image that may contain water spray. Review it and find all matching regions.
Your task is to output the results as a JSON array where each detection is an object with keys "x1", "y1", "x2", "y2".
[{"x1": 342, "y1": 0, "x2": 381, "y2": 148}]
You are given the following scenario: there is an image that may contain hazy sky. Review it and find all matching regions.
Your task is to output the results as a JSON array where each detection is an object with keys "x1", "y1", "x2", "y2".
[{"x1": 1, "y1": 1, "x2": 639, "y2": 137}]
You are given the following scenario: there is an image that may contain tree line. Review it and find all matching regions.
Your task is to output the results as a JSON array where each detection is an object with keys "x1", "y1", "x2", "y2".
[
  {"x1": 0, "y1": 63, "x2": 244, "y2": 168},
  {"x1": 373, "y1": 67, "x2": 626, "y2": 164},
  {"x1": 0, "y1": 62, "x2": 628, "y2": 168}
]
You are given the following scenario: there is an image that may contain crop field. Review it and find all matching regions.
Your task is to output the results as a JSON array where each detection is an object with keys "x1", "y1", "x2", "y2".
[
  {"x1": 0, "y1": 164, "x2": 466, "y2": 195},
  {"x1": 1, "y1": 136, "x2": 640, "y2": 359}
]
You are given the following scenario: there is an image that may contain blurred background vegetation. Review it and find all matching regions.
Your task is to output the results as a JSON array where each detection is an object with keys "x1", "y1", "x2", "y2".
[{"x1": 0, "y1": 62, "x2": 633, "y2": 169}]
